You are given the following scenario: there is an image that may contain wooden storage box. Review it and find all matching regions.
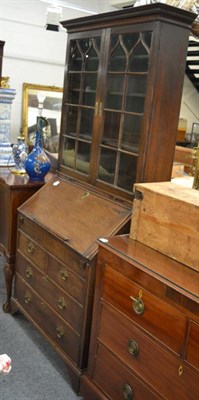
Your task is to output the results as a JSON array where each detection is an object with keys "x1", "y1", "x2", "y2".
[{"x1": 130, "y1": 181, "x2": 199, "y2": 271}]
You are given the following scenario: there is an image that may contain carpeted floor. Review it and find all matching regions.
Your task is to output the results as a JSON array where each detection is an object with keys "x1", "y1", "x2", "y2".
[{"x1": 0, "y1": 255, "x2": 83, "y2": 400}]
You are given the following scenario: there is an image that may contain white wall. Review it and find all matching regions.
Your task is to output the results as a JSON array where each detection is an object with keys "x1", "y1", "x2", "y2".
[
  {"x1": 180, "y1": 74, "x2": 199, "y2": 136},
  {"x1": 0, "y1": 0, "x2": 113, "y2": 142}
]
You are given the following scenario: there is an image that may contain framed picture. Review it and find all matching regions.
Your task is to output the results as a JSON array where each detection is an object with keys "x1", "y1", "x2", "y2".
[{"x1": 22, "y1": 82, "x2": 63, "y2": 153}]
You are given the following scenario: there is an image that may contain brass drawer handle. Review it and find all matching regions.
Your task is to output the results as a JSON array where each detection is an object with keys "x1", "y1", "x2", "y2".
[
  {"x1": 24, "y1": 293, "x2": 32, "y2": 304},
  {"x1": 122, "y1": 383, "x2": 133, "y2": 400},
  {"x1": 40, "y1": 301, "x2": 47, "y2": 311},
  {"x1": 27, "y1": 241, "x2": 35, "y2": 254},
  {"x1": 130, "y1": 295, "x2": 145, "y2": 315},
  {"x1": 128, "y1": 339, "x2": 139, "y2": 357},
  {"x1": 56, "y1": 326, "x2": 64, "y2": 339},
  {"x1": 19, "y1": 216, "x2": 24, "y2": 224},
  {"x1": 58, "y1": 297, "x2": 67, "y2": 310},
  {"x1": 42, "y1": 276, "x2": 49, "y2": 284},
  {"x1": 25, "y1": 266, "x2": 33, "y2": 279},
  {"x1": 59, "y1": 269, "x2": 69, "y2": 281}
]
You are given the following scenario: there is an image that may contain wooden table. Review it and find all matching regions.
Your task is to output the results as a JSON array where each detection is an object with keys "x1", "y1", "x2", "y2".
[{"x1": 0, "y1": 167, "x2": 53, "y2": 312}]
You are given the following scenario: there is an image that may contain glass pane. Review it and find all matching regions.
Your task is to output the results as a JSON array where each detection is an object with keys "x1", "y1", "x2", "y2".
[
  {"x1": 117, "y1": 153, "x2": 137, "y2": 191},
  {"x1": 62, "y1": 138, "x2": 76, "y2": 168},
  {"x1": 108, "y1": 35, "x2": 126, "y2": 72},
  {"x1": 85, "y1": 45, "x2": 99, "y2": 71},
  {"x1": 102, "y1": 111, "x2": 120, "y2": 147},
  {"x1": 121, "y1": 114, "x2": 142, "y2": 153},
  {"x1": 123, "y1": 33, "x2": 140, "y2": 52},
  {"x1": 76, "y1": 141, "x2": 91, "y2": 174},
  {"x1": 67, "y1": 73, "x2": 81, "y2": 104},
  {"x1": 65, "y1": 106, "x2": 78, "y2": 137},
  {"x1": 143, "y1": 32, "x2": 152, "y2": 48},
  {"x1": 98, "y1": 147, "x2": 116, "y2": 183},
  {"x1": 69, "y1": 41, "x2": 82, "y2": 72},
  {"x1": 129, "y1": 40, "x2": 150, "y2": 72},
  {"x1": 105, "y1": 74, "x2": 124, "y2": 110},
  {"x1": 83, "y1": 73, "x2": 97, "y2": 106},
  {"x1": 79, "y1": 108, "x2": 94, "y2": 140},
  {"x1": 125, "y1": 75, "x2": 147, "y2": 113}
]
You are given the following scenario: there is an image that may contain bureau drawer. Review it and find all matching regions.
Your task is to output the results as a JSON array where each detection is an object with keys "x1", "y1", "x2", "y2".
[
  {"x1": 16, "y1": 251, "x2": 83, "y2": 334},
  {"x1": 186, "y1": 321, "x2": 199, "y2": 371},
  {"x1": 47, "y1": 255, "x2": 86, "y2": 305},
  {"x1": 18, "y1": 214, "x2": 87, "y2": 278},
  {"x1": 18, "y1": 231, "x2": 47, "y2": 272},
  {"x1": 93, "y1": 344, "x2": 160, "y2": 400},
  {"x1": 99, "y1": 303, "x2": 199, "y2": 400},
  {"x1": 14, "y1": 275, "x2": 80, "y2": 364},
  {"x1": 103, "y1": 265, "x2": 186, "y2": 354}
]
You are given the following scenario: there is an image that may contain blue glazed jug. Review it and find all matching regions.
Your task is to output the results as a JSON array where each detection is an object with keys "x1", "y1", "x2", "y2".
[{"x1": 25, "y1": 117, "x2": 51, "y2": 181}]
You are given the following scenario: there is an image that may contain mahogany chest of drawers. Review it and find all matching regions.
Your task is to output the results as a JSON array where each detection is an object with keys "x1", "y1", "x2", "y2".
[
  {"x1": 80, "y1": 235, "x2": 199, "y2": 400},
  {"x1": 11, "y1": 176, "x2": 131, "y2": 392}
]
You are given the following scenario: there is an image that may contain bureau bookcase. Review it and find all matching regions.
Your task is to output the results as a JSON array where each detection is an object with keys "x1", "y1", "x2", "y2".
[{"x1": 11, "y1": 3, "x2": 196, "y2": 394}]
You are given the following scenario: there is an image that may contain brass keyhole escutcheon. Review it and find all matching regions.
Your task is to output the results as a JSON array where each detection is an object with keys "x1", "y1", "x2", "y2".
[
  {"x1": 25, "y1": 266, "x2": 33, "y2": 279},
  {"x1": 27, "y1": 241, "x2": 35, "y2": 254},
  {"x1": 128, "y1": 339, "x2": 139, "y2": 357},
  {"x1": 122, "y1": 383, "x2": 133, "y2": 400},
  {"x1": 178, "y1": 365, "x2": 183, "y2": 376}
]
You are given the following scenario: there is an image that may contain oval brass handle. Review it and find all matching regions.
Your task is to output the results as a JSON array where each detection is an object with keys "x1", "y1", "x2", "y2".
[
  {"x1": 128, "y1": 339, "x2": 139, "y2": 357},
  {"x1": 130, "y1": 296, "x2": 145, "y2": 315},
  {"x1": 56, "y1": 326, "x2": 64, "y2": 339},
  {"x1": 122, "y1": 383, "x2": 133, "y2": 400},
  {"x1": 59, "y1": 269, "x2": 69, "y2": 281},
  {"x1": 19, "y1": 216, "x2": 24, "y2": 224},
  {"x1": 27, "y1": 241, "x2": 35, "y2": 254},
  {"x1": 24, "y1": 293, "x2": 32, "y2": 304},
  {"x1": 58, "y1": 297, "x2": 67, "y2": 310},
  {"x1": 25, "y1": 266, "x2": 33, "y2": 279}
]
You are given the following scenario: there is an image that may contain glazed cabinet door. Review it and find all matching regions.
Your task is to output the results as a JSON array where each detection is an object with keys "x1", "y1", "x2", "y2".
[
  {"x1": 59, "y1": 26, "x2": 153, "y2": 200},
  {"x1": 60, "y1": 11, "x2": 191, "y2": 200},
  {"x1": 60, "y1": 29, "x2": 104, "y2": 182}
]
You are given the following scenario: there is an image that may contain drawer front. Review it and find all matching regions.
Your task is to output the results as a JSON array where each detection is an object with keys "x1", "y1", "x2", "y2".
[
  {"x1": 103, "y1": 265, "x2": 186, "y2": 354},
  {"x1": 48, "y1": 255, "x2": 86, "y2": 305},
  {"x1": 14, "y1": 275, "x2": 80, "y2": 364},
  {"x1": 99, "y1": 303, "x2": 199, "y2": 400},
  {"x1": 16, "y1": 252, "x2": 83, "y2": 334},
  {"x1": 18, "y1": 214, "x2": 87, "y2": 278},
  {"x1": 18, "y1": 231, "x2": 47, "y2": 272},
  {"x1": 93, "y1": 344, "x2": 160, "y2": 400},
  {"x1": 186, "y1": 321, "x2": 199, "y2": 371}
]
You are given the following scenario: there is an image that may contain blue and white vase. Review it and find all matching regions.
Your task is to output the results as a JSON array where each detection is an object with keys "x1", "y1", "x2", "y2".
[
  {"x1": 25, "y1": 117, "x2": 51, "y2": 181},
  {"x1": 12, "y1": 136, "x2": 28, "y2": 174}
]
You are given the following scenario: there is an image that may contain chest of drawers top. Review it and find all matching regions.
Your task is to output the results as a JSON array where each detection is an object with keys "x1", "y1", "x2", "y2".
[{"x1": 98, "y1": 234, "x2": 199, "y2": 318}]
